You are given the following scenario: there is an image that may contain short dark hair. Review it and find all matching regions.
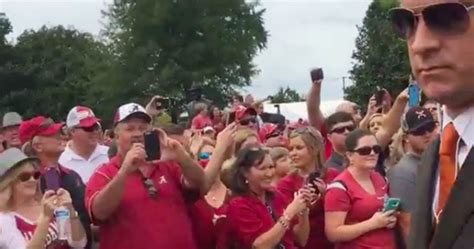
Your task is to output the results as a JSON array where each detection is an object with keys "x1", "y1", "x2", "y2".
[
  {"x1": 229, "y1": 147, "x2": 268, "y2": 195},
  {"x1": 345, "y1": 129, "x2": 374, "y2": 152},
  {"x1": 160, "y1": 124, "x2": 185, "y2": 136},
  {"x1": 233, "y1": 95, "x2": 244, "y2": 103},
  {"x1": 325, "y1": 112, "x2": 354, "y2": 132}
]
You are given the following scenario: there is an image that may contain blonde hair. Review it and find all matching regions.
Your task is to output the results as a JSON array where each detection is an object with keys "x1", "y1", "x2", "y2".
[
  {"x1": 289, "y1": 127, "x2": 327, "y2": 177},
  {"x1": 233, "y1": 129, "x2": 258, "y2": 155},
  {"x1": 389, "y1": 128, "x2": 408, "y2": 167},
  {"x1": 270, "y1": 147, "x2": 289, "y2": 162},
  {"x1": 2, "y1": 160, "x2": 41, "y2": 210}
]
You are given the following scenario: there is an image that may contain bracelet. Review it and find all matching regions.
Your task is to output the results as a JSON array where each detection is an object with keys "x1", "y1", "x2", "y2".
[
  {"x1": 70, "y1": 211, "x2": 79, "y2": 219},
  {"x1": 278, "y1": 215, "x2": 291, "y2": 230}
]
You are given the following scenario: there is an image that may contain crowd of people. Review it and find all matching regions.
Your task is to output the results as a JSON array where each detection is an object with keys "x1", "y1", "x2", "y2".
[{"x1": 1, "y1": 0, "x2": 474, "y2": 248}]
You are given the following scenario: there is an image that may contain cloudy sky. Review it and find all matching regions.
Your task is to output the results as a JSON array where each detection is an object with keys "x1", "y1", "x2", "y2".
[{"x1": 0, "y1": 0, "x2": 371, "y2": 101}]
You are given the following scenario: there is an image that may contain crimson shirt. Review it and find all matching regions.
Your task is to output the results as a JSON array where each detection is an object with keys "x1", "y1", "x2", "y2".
[
  {"x1": 324, "y1": 170, "x2": 397, "y2": 249},
  {"x1": 227, "y1": 191, "x2": 297, "y2": 249},
  {"x1": 85, "y1": 156, "x2": 198, "y2": 249},
  {"x1": 14, "y1": 214, "x2": 69, "y2": 249},
  {"x1": 188, "y1": 199, "x2": 228, "y2": 249},
  {"x1": 277, "y1": 168, "x2": 339, "y2": 249},
  {"x1": 192, "y1": 114, "x2": 213, "y2": 130},
  {"x1": 320, "y1": 124, "x2": 333, "y2": 160}
]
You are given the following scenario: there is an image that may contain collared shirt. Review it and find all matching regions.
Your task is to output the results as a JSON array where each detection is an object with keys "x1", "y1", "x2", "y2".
[
  {"x1": 324, "y1": 151, "x2": 347, "y2": 173},
  {"x1": 59, "y1": 143, "x2": 109, "y2": 183},
  {"x1": 432, "y1": 106, "x2": 474, "y2": 217},
  {"x1": 85, "y1": 156, "x2": 198, "y2": 249}
]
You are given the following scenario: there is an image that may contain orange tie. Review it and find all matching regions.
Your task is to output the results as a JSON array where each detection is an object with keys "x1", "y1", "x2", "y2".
[{"x1": 437, "y1": 123, "x2": 459, "y2": 218}]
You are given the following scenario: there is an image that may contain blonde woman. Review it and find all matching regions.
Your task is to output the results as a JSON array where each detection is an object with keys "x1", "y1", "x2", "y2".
[{"x1": 0, "y1": 148, "x2": 86, "y2": 249}]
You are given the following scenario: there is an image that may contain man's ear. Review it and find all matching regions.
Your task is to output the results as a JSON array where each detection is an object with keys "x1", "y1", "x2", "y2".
[{"x1": 31, "y1": 137, "x2": 42, "y2": 153}]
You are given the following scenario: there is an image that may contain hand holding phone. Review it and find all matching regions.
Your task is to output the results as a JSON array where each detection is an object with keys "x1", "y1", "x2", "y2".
[
  {"x1": 144, "y1": 131, "x2": 161, "y2": 161},
  {"x1": 310, "y1": 68, "x2": 324, "y2": 83},
  {"x1": 374, "y1": 89, "x2": 385, "y2": 107},
  {"x1": 408, "y1": 84, "x2": 420, "y2": 108},
  {"x1": 44, "y1": 168, "x2": 61, "y2": 191},
  {"x1": 383, "y1": 197, "x2": 401, "y2": 212}
]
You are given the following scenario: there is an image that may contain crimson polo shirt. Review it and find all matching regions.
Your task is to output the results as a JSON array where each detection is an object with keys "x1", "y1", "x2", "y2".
[{"x1": 85, "y1": 156, "x2": 198, "y2": 249}]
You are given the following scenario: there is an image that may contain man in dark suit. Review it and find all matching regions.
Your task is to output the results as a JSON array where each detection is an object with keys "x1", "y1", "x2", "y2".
[{"x1": 390, "y1": 1, "x2": 474, "y2": 248}]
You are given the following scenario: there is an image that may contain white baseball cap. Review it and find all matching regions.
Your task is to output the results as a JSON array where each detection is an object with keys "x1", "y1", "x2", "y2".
[
  {"x1": 113, "y1": 103, "x2": 151, "y2": 126},
  {"x1": 2, "y1": 112, "x2": 22, "y2": 128},
  {"x1": 66, "y1": 106, "x2": 100, "y2": 128}
]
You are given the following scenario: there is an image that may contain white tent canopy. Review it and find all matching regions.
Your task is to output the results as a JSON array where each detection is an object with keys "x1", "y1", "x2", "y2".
[{"x1": 263, "y1": 100, "x2": 345, "y2": 121}]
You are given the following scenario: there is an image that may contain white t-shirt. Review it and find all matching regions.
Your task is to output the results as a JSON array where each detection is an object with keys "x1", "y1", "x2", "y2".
[
  {"x1": 0, "y1": 212, "x2": 26, "y2": 249},
  {"x1": 59, "y1": 143, "x2": 110, "y2": 183}
]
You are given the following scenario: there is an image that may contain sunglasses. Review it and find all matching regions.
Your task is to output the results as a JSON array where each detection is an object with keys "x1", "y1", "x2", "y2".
[
  {"x1": 353, "y1": 145, "x2": 382, "y2": 156},
  {"x1": 330, "y1": 125, "x2": 356, "y2": 134},
  {"x1": 18, "y1": 171, "x2": 41, "y2": 182},
  {"x1": 142, "y1": 177, "x2": 158, "y2": 199},
  {"x1": 266, "y1": 131, "x2": 283, "y2": 140},
  {"x1": 79, "y1": 124, "x2": 100, "y2": 133},
  {"x1": 198, "y1": 152, "x2": 212, "y2": 160},
  {"x1": 390, "y1": 2, "x2": 474, "y2": 40},
  {"x1": 409, "y1": 122, "x2": 436, "y2": 136},
  {"x1": 240, "y1": 116, "x2": 257, "y2": 126}
]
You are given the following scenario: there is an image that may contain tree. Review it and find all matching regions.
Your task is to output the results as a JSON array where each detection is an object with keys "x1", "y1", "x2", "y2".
[
  {"x1": 102, "y1": 0, "x2": 268, "y2": 108},
  {"x1": 270, "y1": 86, "x2": 303, "y2": 104},
  {"x1": 0, "y1": 25, "x2": 108, "y2": 120},
  {"x1": 345, "y1": 0, "x2": 411, "y2": 110}
]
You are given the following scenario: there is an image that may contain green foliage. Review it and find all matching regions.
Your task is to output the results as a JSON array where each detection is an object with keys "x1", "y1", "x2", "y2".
[
  {"x1": 0, "y1": 26, "x2": 107, "y2": 120},
  {"x1": 102, "y1": 0, "x2": 268, "y2": 107},
  {"x1": 270, "y1": 86, "x2": 303, "y2": 104},
  {"x1": 346, "y1": 0, "x2": 411, "y2": 110}
]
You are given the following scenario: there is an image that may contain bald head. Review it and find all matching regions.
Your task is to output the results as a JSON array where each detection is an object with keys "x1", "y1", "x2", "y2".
[{"x1": 335, "y1": 101, "x2": 362, "y2": 125}]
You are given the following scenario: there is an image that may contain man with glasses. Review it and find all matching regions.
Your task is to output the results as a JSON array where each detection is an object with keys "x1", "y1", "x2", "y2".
[
  {"x1": 324, "y1": 112, "x2": 356, "y2": 172},
  {"x1": 85, "y1": 103, "x2": 206, "y2": 249},
  {"x1": 18, "y1": 116, "x2": 92, "y2": 249},
  {"x1": 259, "y1": 123, "x2": 287, "y2": 148},
  {"x1": 390, "y1": 1, "x2": 474, "y2": 248},
  {"x1": 59, "y1": 106, "x2": 109, "y2": 183},
  {"x1": 387, "y1": 107, "x2": 438, "y2": 242}
]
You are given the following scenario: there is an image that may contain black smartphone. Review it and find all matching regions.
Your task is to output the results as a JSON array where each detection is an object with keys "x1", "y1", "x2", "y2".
[
  {"x1": 310, "y1": 68, "x2": 324, "y2": 82},
  {"x1": 306, "y1": 172, "x2": 321, "y2": 195},
  {"x1": 155, "y1": 97, "x2": 170, "y2": 110},
  {"x1": 226, "y1": 111, "x2": 236, "y2": 126},
  {"x1": 44, "y1": 168, "x2": 61, "y2": 191},
  {"x1": 144, "y1": 131, "x2": 161, "y2": 161},
  {"x1": 374, "y1": 89, "x2": 385, "y2": 106}
]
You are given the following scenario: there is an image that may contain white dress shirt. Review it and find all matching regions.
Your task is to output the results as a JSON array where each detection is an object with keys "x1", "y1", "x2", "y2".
[
  {"x1": 59, "y1": 143, "x2": 109, "y2": 183},
  {"x1": 432, "y1": 105, "x2": 474, "y2": 217}
]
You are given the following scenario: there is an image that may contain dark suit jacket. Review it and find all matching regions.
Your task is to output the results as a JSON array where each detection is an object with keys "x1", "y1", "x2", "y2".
[{"x1": 408, "y1": 138, "x2": 474, "y2": 249}]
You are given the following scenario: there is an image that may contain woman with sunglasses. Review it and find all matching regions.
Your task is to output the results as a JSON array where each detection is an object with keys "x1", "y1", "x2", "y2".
[
  {"x1": 227, "y1": 146, "x2": 315, "y2": 249},
  {"x1": 277, "y1": 126, "x2": 339, "y2": 249},
  {"x1": 188, "y1": 124, "x2": 236, "y2": 249},
  {"x1": 325, "y1": 129, "x2": 397, "y2": 249},
  {"x1": 0, "y1": 148, "x2": 86, "y2": 249}
]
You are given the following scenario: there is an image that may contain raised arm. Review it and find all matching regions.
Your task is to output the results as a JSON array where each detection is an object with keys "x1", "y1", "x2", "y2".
[
  {"x1": 375, "y1": 89, "x2": 409, "y2": 148},
  {"x1": 306, "y1": 81, "x2": 325, "y2": 129}
]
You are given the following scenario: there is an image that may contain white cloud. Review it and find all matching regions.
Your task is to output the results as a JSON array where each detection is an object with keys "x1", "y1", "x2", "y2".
[{"x1": 1, "y1": 0, "x2": 371, "y2": 101}]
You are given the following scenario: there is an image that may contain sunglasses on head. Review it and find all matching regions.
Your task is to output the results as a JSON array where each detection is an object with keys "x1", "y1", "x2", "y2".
[
  {"x1": 18, "y1": 171, "x2": 41, "y2": 182},
  {"x1": 330, "y1": 125, "x2": 356, "y2": 134},
  {"x1": 79, "y1": 124, "x2": 100, "y2": 133},
  {"x1": 240, "y1": 116, "x2": 257, "y2": 126},
  {"x1": 352, "y1": 145, "x2": 382, "y2": 156},
  {"x1": 409, "y1": 122, "x2": 436, "y2": 136},
  {"x1": 390, "y1": 2, "x2": 474, "y2": 40},
  {"x1": 142, "y1": 177, "x2": 158, "y2": 199},
  {"x1": 266, "y1": 131, "x2": 283, "y2": 140}
]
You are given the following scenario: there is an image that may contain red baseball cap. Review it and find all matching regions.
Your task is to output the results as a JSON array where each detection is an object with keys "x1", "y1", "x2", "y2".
[
  {"x1": 259, "y1": 123, "x2": 279, "y2": 142},
  {"x1": 234, "y1": 105, "x2": 257, "y2": 120},
  {"x1": 66, "y1": 106, "x2": 100, "y2": 128},
  {"x1": 19, "y1": 116, "x2": 64, "y2": 145}
]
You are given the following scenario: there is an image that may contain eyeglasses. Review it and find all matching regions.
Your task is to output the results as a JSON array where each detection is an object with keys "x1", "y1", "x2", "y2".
[
  {"x1": 352, "y1": 145, "x2": 382, "y2": 156},
  {"x1": 330, "y1": 125, "x2": 356, "y2": 134},
  {"x1": 240, "y1": 116, "x2": 257, "y2": 126},
  {"x1": 79, "y1": 124, "x2": 100, "y2": 133},
  {"x1": 18, "y1": 171, "x2": 41, "y2": 182},
  {"x1": 142, "y1": 177, "x2": 158, "y2": 199},
  {"x1": 409, "y1": 122, "x2": 436, "y2": 136},
  {"x1": 390, "y1": 2, "x2": 474, "y2": 40},
  {"x1": 426, "y1": 107, "x2": 438, "y2": 113}
]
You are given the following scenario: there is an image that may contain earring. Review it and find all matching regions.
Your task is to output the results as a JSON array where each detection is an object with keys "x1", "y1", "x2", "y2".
[{"x1": 245, "y1": 179, "x2": 249, "y2": 184}]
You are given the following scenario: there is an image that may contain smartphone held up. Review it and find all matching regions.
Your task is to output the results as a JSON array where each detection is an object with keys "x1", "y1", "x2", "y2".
[
  {"x1": 144, "y1": 131, "x2": 161, "y2": 161},
  {"x1": 310, "y1": 68, "x2": 324, "y2": 83}
]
